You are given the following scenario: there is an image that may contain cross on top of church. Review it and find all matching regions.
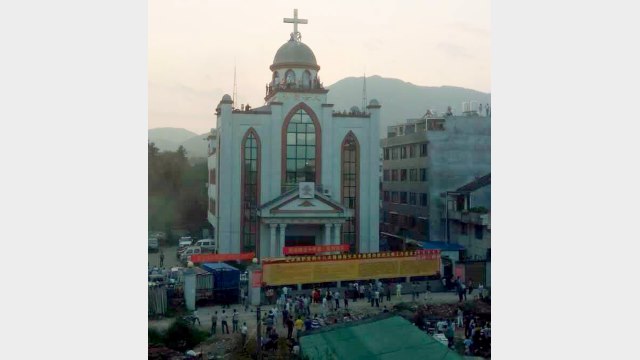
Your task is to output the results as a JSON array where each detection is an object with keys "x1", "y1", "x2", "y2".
[{"x1": 283, "y1": 8, "x2": 308, "y2": 42}]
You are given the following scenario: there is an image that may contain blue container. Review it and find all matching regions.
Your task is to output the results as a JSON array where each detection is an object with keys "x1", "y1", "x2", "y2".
[{"x1": 201, "y1": 262, "x2": 241, "y2": 290}]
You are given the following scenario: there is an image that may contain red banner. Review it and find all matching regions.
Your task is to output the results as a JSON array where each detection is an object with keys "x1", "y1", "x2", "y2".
[
  {"x1": 190, "y1": 252, "x2": 255, "y2": 263},
  {"x1": 251, "y1": 270, "x2": 263, "y2": 288},
  {"x1": 283, "y1": 244, "x2": 350, "y2": 255}
]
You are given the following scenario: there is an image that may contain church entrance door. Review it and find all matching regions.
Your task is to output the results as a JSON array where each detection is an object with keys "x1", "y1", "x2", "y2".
[{"x1": 285, "y1": 235, "x2": 315, "y2": 247}]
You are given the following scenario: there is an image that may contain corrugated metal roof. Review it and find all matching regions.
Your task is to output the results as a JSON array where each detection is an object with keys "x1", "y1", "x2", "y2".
[
  {"x1": 420, "y1": 241, "x2": 465, "y2": 251},
  {"x1": 456, "y1": 173, "x2": 491, "y2": 193}
]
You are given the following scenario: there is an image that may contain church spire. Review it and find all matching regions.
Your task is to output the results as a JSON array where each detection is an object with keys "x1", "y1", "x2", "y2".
[{"x1": 283, "y1": 8, "x2": 308, "y2": 42}]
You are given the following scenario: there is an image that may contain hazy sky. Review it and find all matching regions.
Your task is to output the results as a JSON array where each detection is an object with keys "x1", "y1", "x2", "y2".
[{"x1": 149, "y1": 0, "x2": 491, "y2": 134}]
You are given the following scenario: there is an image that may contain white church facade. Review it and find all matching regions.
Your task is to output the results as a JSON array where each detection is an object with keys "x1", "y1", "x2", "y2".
[{"x1": 208, "y1": 10, "x2": 380, "y2": 260}]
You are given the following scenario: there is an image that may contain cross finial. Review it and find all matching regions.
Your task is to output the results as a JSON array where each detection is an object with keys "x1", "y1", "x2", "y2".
[{"x1": 283, "y1": 9, "x2": 308, "y2": 42}]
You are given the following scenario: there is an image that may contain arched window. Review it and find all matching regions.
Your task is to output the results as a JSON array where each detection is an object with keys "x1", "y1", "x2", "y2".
[
  {"x1": 341, "y1": 132, "x2": 359, "y2": 253},
  {"x1": 302, "y1": 71, "x2": 311, "y2": 88},
  {"x1": 241, "y1": 129, "x2": 260, "y2": 255},
  {"x1": 285, "y1": 69, "x2": 296, "y2": 84},
  {"x1": 273, "y1": 71, "x2": 280, "y2": 86},
  {"x1": 282, "y1": 104, "x2": 321, "y2": 192}
]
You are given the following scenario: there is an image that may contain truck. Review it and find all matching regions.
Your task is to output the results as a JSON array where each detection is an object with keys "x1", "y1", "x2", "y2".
[{"x1": 201, "y1": 262, "x2": 241, "y2": 305}]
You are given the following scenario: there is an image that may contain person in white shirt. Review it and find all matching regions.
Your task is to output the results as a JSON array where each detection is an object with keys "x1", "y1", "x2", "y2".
[
  {"x1": 396, "y1": 283, "x2": 402, "y2": 299},
  {"x1": 240, "y1": 322, "x2": 248, "y2": 345},
  {"x1": 321, "y1": 296, "x2": 327, "y2": 317}
]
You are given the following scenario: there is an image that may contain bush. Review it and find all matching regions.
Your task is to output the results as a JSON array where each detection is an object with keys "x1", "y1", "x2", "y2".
[
  {"x1": 148, "y1": 328, "x2": 164, "y2": 345},
  {"x1": 162, "y1": 319, "x2": 209, "y2": 352}
]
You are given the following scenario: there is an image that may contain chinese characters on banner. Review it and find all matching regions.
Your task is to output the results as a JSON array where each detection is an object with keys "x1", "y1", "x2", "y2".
[
  {"x1": 283, "y1": 244, "x2": 350, "y2": 255},
  {"x1": 251, "y1": 270, "x2": 263, "y2": 288},
  {"x1": 415, "y1": 249, "x2": 440, "y2": 260},
  {"x1": 190, "y1": 252, "x2": 256, "y2": 263}
]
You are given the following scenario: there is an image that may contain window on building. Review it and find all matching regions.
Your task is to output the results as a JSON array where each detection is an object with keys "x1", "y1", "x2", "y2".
[
  {"x1": 391, "y1": 147, "x2": 399, "y2": 160},
  {"x1": 475, "y1": 225, "x2": 484, "y2": 240},
  {"x1": 382, "y1": 211, "x2": 388, "y2": 223},
  {"x1": 383, "y1": 191, "x2": 390, "y2": 202},
  {"x1": 390, "y1": 213, "x2": 398, "y2": 225},
  {"x1": 420, "y1": 143, "x2": 428, "y2": 157},
  {"x1": 400, "y1": 192, "x2": 407, "y2": 204},
  {"x1": 209, "y1": 198, "x2": 216, "y2": 216},
  {"x1": 400, "y1": 146, "x2": 407, "y2": 159},
  {"x1": 456, "y1": 196, "x2": 466, "y2": 211},
  {"x1": 391, "y1": 169, "x2": 398, "y2": 181},
  {"x1": 420, "y1": 168, "x2": 427, "y2": 182},
  {"x1": 392, "y1": 191, "x2": 399, "y2": 203},
  {"x1": 383, "y1": 169, "x2": 390, "y2": 181},
  {"x1": 285, "y1": 69, "x2": 296, "y2": 84},
  {"x1": 341, "y1": 132, "x2": 359, "y2": 252},
  {"x1": 420, "y1": 193, "x2": 428, "y2": 207},
  {"x1": 409, "y1": 144, "x2": 416, "y2": 158},
  {"x1": 409, "y1": 169, "x2": 417, "y2": 181},
  {"x1": 284, "y1": 108, "x2": 317, "y2": 188},
  {"x1": 409, "y1": 192, "x2": 417, "y2": 205},
  {"x1": 461, "y1": 223, "x2": 468, "y2": 235},
  {"x1": 384, "y1": 148, "x2": 390, "y2": 160},
  {"x1": 302, "y1": 70, "x2": 311, "y2": 88},
  {"x1": 242, "y1": 129, "x2": 260, "y2": 253},
  {"x1": 400, "y1": 169, "x2": 407, "y2": 181}
]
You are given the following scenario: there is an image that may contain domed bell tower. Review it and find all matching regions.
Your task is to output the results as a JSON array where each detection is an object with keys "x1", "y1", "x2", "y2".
[{"x1": 265, "y1": 9, "x2": 328, "y2": 102}]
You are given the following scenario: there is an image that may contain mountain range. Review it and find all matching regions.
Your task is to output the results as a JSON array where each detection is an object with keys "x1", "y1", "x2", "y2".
[{"x1": 148, "y1": 76, "x2": 491, "y2": 158}]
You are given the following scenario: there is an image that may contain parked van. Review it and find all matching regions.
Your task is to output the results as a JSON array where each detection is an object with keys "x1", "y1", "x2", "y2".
[
  {"x1": 194, "y1": 239, "x2": 216, "y2": 253},
  {"x1": 180, "y1": 246, "x2": 202, "y2": 264}
]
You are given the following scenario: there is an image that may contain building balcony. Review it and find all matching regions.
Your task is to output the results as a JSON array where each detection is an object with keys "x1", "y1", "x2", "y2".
[{"x1": 444, "y1": 209, "x2": 490, "y2": 226}]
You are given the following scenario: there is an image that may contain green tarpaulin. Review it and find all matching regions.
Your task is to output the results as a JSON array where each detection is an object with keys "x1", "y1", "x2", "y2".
[{"x1": 299, "y1": 315, "x2": 463, "y2": 360}]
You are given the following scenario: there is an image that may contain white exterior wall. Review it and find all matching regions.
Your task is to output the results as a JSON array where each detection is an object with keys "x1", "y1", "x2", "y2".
[{"x1": 211, "y1": 82, "x2": 380, "y2": 255}]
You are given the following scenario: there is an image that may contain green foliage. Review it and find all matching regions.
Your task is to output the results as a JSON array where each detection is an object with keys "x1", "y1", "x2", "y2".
[
  {"x1": 149, "y1": 143, "x2": 210, "y2": 239},
  {"x1": 468, "y1": 206, "x2": 489, "y2": 214},
  {"x1": 162, "y1": 319, "x2": 210, "y2": 352},
  {"x1": 148, "y1": 328, "x2": 164, "y2": 345}
]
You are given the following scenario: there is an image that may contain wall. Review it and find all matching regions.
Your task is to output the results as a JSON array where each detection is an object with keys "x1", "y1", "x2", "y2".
[
  {"x1": 211, "y1": 89, "x2": 380, "y2": 255},
  {"x1": 427, "y1": 114, "x2": 491, "y2": 242}
]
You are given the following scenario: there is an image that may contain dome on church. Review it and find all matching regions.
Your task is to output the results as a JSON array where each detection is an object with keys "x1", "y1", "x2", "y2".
[{"x1": 271, "y1": 39, "x2": 319, "y2": 70}]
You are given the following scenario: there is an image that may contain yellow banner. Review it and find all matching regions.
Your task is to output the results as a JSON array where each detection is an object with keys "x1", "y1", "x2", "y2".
[{"x1": 262, "y1": 256, "x2": 440, "y2": 286}]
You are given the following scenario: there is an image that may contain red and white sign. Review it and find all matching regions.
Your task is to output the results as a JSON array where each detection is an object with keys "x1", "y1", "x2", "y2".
[
  {"x1": 283, "y1": 244, "x2": 350, "y2": 255},
  {"x1": 190, "y1": 252, "x2": 255, "y2": 263},
  {"x1": 415, "y1": 249, "x2": 440, "y2": 260},
  {"x1": 251, "y1": 270, "x2": 263, "y2": 288}
]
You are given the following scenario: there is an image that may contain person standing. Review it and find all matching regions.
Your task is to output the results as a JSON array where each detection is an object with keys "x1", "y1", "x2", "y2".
[
  {"x1": 211, "y1": 311, "x2": 218, "y2": 335},
  {"x1": 457, "y1": 308, "x2": 464, "y2": 327},
  {"x1": 192, "y1": 309, "x2": 201, "y2": 326},
  {"x1": 221, "y1": 310, "x2": 229, "y2": 334},
  {"x1": 295, "y1": 316, "x2": 304, "y2": 340},
  {"x1": 240, "y1": 322, "x2": 248, "y2": 345},
  {"x1": 343, "y1": 290, "x2": 349, "y2": 309},
  {"x1": 282, "y1": 306, "x2": 289, "y2": 329},
  {"x1": 286, "y1": 315, "x2": 294, "y2": 339},
  {"x1": 321, "y1": 296, "x2": 327, "y2": 318},
  {"x1": 159, "y1": 250, "x2": 164, "y2": 267},
  {"x1": 374, "y1": 289, "x2": 380, "y2": 307},
  {"x1": 396, "y1": 283, "x2": 402, "y2": 299},
  {"x1": 334, "y1": 291, "x2": 340, "y2": 310},
  {"x1": 385, "y1": 284, "x2": 391, "y2": 302},
  {"x1": 232, "y1": 309, "x2": 239, "y2": 333}
]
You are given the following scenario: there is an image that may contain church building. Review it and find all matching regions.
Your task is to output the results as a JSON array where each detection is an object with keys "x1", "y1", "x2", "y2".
[{"x1": 208, "y1": 10, "x2": 380, "y2": 260}]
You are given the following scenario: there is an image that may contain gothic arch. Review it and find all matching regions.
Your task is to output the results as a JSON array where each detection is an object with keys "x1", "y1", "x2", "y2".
[
  {"x1": 240, "y1": 127, "x2": 261, "y2": 256},
  {"x1": 341, "y1": 131, "x2": 360, "y2": 253},
  {"x1": 281, "y1": 103, "x2": 322, "y2": 191}
]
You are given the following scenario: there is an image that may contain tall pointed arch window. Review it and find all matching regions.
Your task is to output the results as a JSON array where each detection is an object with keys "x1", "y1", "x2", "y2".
[
  {"x1": 285, "y1": 70, "x2": 296, "y2": 84},
  {"x1": 283, "y1": 105, "x2": 321, "y2": 192},
  {"x1": 241, "y1": 129, "x2": 260, "y2": 254},
  {"x1": 302, "y1": 70, "x2": 311, "y2": 88},
  {"x1": 341, "y1": 132, "x2": 359, "y2": 253}
]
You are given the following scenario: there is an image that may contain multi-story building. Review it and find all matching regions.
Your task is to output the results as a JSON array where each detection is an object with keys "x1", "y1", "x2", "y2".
[
  {"x1": 380, "y1": 109, "x2": 491, "y2": 257},
  {"x1": 207, "y1": 11, "x2": 380, "y2": 259},
  {"x1": 380, "y1": 117, "x2": 431, "y2": 249}
]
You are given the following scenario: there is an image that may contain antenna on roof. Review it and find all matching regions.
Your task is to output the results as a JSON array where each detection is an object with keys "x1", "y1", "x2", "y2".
[
  {"x1": 362, "y1": 72, "x2": 367, "y2": 114},
  {"x1": 233, "y1": 60, "x2": 238, "y2": 108}
]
